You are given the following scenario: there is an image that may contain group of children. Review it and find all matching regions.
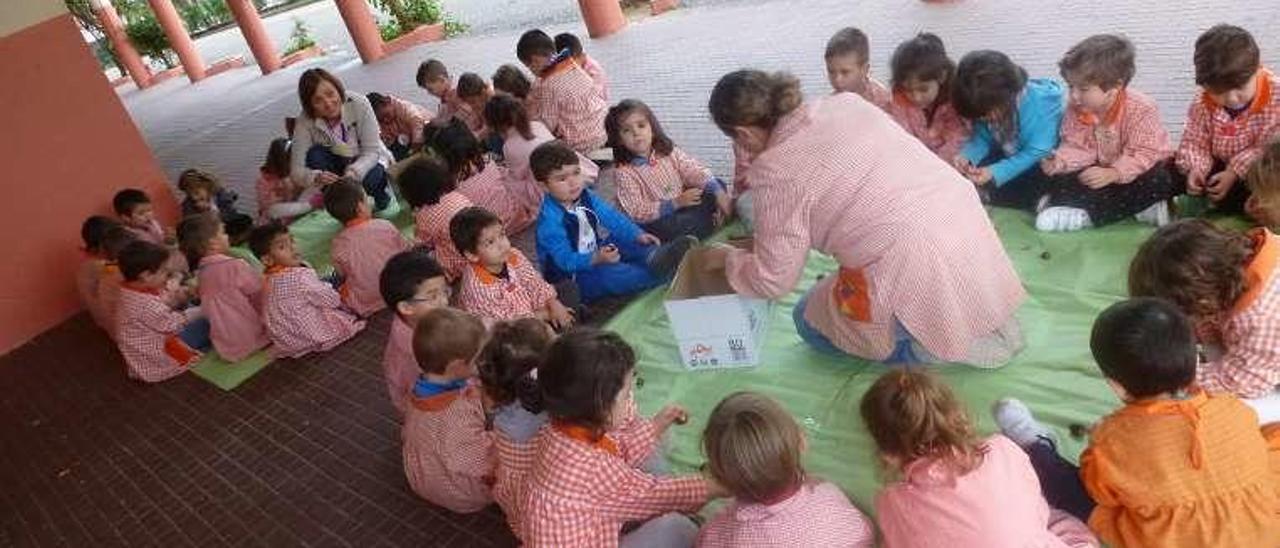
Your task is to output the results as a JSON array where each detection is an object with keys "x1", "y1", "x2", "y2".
[{"x1": 71, "y1": 18, "x2": 1280, "y2": 547}]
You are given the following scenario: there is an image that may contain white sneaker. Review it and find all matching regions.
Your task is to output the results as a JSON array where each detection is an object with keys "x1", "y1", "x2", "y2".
[
  {"x1": 1035, "y1": 207, "x2": 1093, "y2": 232},
  {"x1": 1135, "y1": 200, "x2": 1171, "y2": 227},
  {"x1": 992, "y1": 398, "x2": 1055, "y2": 448}
]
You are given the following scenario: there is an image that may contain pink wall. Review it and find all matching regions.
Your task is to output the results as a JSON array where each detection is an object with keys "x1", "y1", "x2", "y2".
[{"x1": 0, "y1": 13, "x2": 178, "y2": 355}]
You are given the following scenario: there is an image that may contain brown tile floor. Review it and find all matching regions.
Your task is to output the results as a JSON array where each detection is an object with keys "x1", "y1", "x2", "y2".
[{"x1": 0, "y1": 312, "x2": 520, "y2": 547}]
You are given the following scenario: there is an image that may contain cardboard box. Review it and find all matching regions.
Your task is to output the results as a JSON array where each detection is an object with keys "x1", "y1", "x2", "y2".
[{"x1": 663, "y1": 244, "x2": 772, "y2": 369}]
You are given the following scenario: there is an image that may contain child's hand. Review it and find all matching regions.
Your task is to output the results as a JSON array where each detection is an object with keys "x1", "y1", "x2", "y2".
[
  {"x1": 967, "y1": 167, "x2": 994, "y2": 186},
  {"x1": 713, "y1": 190, "x2": 732, "y2": 225},
  {"x1": 636, "y1": 233, "x2": 661, "y2": 247},
  {"x1": 653, "y1": 404, "x2": 689, "y2": 435},
  {"x1": 703, "y1": 474, "x2": 730, "y2": 499},
  {"x1": 547, "y1": 299, "x2": 575, "y2": 330},
  {"x1": 952, "y1": 155, "x2": 974, "y2": 174},
  {"x1": 315, "y1": 171, "x2": 341, "y2": 186},
  {"x1": 1185, "y1": 171, "x2": 1206, "y2": 195},
  {"x1": 1039, "y1": 156, "x2": 1058, "y2": 174},
  {"x1": 1206, "y1": 170, "x2": 1239, "y2": 202},
  {"x1": 592, "y1": 244, "x2": 621, "y2": 265},
  {"x1": 674, "y1": 188, "x2": 703, "y2": 208},
  {"x1": 1079, "y1": 166, "x2": 1120, "y2": 189}
]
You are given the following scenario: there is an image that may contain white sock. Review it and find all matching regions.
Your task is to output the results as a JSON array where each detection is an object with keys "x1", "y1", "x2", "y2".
[
  {"x1": 992, "y1": 398, "x2": 1055, "y2": 448},
  {"x1": 1135, "y1": 201, "x2": 1170, "y2": 227},
  {"x1": 1035, "y1": 207, "x2": 1092, "y2": 232}
]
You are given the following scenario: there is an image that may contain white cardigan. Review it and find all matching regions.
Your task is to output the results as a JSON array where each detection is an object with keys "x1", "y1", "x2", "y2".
[{"x1": 290, "y1": 90, "x2": 394, "y2": 186}]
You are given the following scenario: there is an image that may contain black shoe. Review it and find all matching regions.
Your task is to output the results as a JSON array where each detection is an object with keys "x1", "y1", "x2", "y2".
[{"x1": 647, "y1": 235, "x2": 698, "y2": 279}]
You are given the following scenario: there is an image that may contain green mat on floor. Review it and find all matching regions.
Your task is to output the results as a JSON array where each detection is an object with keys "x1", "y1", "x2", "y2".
[
  {"x1": 613, "y1": 207, "x2": 1160, "y2": 517},
  {"x1": 187, "y1": 199, "x2": 415, "y2": 391}
]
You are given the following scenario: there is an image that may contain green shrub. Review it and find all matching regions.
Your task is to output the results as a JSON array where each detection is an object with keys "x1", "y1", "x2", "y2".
[
  {"x1": 124, "y1": 11, "x2": 176, "y2": 68},
  {"x1": 284, "y1": 18, "x2": 317, "y2": 55}
]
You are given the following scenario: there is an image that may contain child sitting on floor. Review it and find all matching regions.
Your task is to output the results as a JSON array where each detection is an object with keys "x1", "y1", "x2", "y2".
[
  {"x1": 605, "y1": 99, "x2": 730, "y2": 241},
  {"x1": 96, "y1": 225, "x2": 138, "y2": 340},
  {"x1": 1176, "y1": 24, "x2": 1280, "y2": 215},
  {"x1": 554, "y1": 32, "x2": 608, "y2": 100},
  {"x1": 952, "y1": 50, "x2": 1065, "y2": 211},
  {"x1": 324, "y1": 180, "x2": 410, "y2": 317},
  {"x1": 250, "y1": 223, "x2": 365, "y2": 358},
  {"x1": 176, "y1": 169, "x2": 254, "y2": 244},
  {"x1": 862, "y1": 369, "x2": 1097, "y2": 547},
  {"x1": 1129, "y1": 219, "x2": 1280, "y2": 421},
  {"x1": 994, "y1": 297, "x2": 1280, "y2": 547},
  {"x1": 455, "y1": 73, "x2": 493, "y2": 137},
  {"x1": 113, "y1": 188, "x2": 170, "y2": 246},
  {"x1": 379, "y1": 249, "x2": 450, "y2": 416},
  {"x1": 517, "y1": 29, "x2": 609, "y2": 154},
  {"x1": 399, "y1": 156, "x2": 475, "y2": 280},
  {"x1": 116, "y1": 240, "x2": 210, "y2": 383},
  {"x1": 1035, "y1": 34, "x2": 1178, "y2": 232},
  {"x1": 78, "y1": 216, "x2": 120, "y2": 334},
  {"x1": 530, "y1": 141, "x2": 696, "y2": 304},
  {"x1": 520, "y1": 329, "x2": 716, "y2": 547},
  {"x1": 886, "y1": 32, "x2": 969, "y2": 162},
  {"x1": 825, "y1": 27, "x2": 890, "y2": 109},
  {"x1": 485, "y1": 94, "x2": 598, "y2": 215},
  {"x1": 1245, "y1": 138, "x2": 1280, "y2": 228},
  {"x1": 257, "y1": 138, "x2": 319, "y2": 223},
  {"x1": 178, "y1": 213, "x2": 269, "y2": 362},
  {"x1": 451, "y1": 206, "x2": 574, "y2": 327},
  {"x1": 425, "y1": 117, "x2": 533, "y2": 232},
  {"x1": 416, "y1": 59, "x2": 475, "y2": 129},
  {"x1": 402, "y1": 307, "x2": 493, "y2": 513},
  {"x1": 367, "y1": 92, "x2": 432, "y2": 161},
  {"x1": 697, "y1": 391, "x2": 874, "y2": 547},
  {"x1": 492, "y1": 64, "x2": 532, "y2": 102},
  {"x1": 478, "y1": 318, "x2": 555, "y2": 539}
]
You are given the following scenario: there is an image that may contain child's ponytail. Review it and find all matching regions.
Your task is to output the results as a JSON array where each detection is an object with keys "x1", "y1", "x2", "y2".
[
  {"x1": 709, "y1": 70, "x2": 803, "y2": 134},
  {"x1": 860, "y1": 369, "x2": 984, "y2": 477},
  {"x1": 478, "y1": 318, "x2": 554, "y2": 413}
]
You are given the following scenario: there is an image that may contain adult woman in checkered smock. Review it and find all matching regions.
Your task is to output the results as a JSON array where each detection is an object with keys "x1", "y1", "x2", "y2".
[{"x1": 703, "y1": 70, "x2": 1027, "y2": 368}]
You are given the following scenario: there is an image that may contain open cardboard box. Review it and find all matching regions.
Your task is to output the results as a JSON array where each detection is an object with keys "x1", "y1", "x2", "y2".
[{"x1": 663, "y1": 240, "x2": 772, "y2": 369}]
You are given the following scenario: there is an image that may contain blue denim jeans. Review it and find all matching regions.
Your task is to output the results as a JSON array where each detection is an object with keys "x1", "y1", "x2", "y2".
[
  {"x1": 305, "y1": 145, "x2": 392, "y2": 210},
  {"x1": 792, "y1": 283, "x2": 927, "y2": 363},
  {"x1": 178, "y1": 316, "x2": 212, "y2": 352}
]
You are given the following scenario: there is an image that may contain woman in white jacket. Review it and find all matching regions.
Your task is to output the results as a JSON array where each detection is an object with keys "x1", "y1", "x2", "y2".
[{"x1": 290, "y1": 68, "x2": 395, "y2": 211}]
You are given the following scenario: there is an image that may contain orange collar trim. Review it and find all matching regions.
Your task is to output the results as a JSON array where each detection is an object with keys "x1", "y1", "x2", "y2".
[
  {"x1": 411, "y1": 389, "x2": 462, "y2": 412},
  {"x1": 470, "y1": 251, "x2": 520, "y2": 285},
  {"x1": 553, "y1": 421, "x2": 618, "y2": 456},
  {"x1": 263, "y1": 264, "x2": 290, "y2": 276},
  {"x1": 1076, "y1": 88, "x2": 1126, "y2": 126},
  {"x1": 541, "y1": 57, "x2": 579, "y2": 79},
  {"x1": 102, "y1": 262, "x2": 119, "y2": 274},
  {"x1": 344, "y1": 216, "x2": 371, "y2": 229},
  {"x1": 1233, "y1": 229, "x2": 1280, "y2": 314},
  {"x1": 1117, "y1": 390, "x2": 1208, "y2": 417},
  {"x1": 1200, "y1": 68, "x2": 1273, "y2": 114},
  {"x1": 121, "y1": 281, "x2": 163, "y2": 295}
]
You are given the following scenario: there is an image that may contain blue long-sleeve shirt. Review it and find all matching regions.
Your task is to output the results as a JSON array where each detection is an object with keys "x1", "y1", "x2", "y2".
[
  {"x1": 535, "y1": 188, "x2": 643, "y2": 282},
  {"x1": 961, "y1": 78, "x2": 1065, "y2": 186}
]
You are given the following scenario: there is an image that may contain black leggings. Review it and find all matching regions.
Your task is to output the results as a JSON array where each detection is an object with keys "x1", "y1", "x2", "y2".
[{"x1": 1043, "y1": 162, "x2": 1184, "y2": 226}]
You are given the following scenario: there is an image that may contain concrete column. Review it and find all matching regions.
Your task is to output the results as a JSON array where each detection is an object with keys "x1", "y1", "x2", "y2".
[
  {"x1": 577, "y1": 0, "x2": 627, "y2": 38},
  {"x1": 146, "y1": 0, "x2": 207, "y2": 81},
  {"x1": 89, "y1": 0, "x2": 152, "y2": 88},
  {"x1": 333, "y1": 0, "x2": 383, "y2": 64},
  {"x1": 225, "y1": 0, "x2": 280, "y2": 74}
]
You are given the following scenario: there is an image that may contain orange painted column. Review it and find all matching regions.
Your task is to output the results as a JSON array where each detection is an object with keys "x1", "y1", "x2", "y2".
[
  {"x1": 577, "y1": 0, "x2": 627, "y2": 38},
  {"x1": 333, "y1": 0, "x2": 384, "y2": 64},
  {"x1": 226, "y1": 0, "x2": 280, "y2": 74},
  {"x1": 90, "y1": 0, "x2": 152, "y2": 88},
  {"x1": 147, "y1": 0, "x2": 207, "y2": 81}
]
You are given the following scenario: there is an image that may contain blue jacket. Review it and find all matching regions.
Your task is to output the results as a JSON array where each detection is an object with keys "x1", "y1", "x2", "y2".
[
  {"x1": 961, "y1": 78, "x2": 1065, "y2": 186},
  {"x1": 535, "y1": 188, "x2": 642, "y2": 283}
]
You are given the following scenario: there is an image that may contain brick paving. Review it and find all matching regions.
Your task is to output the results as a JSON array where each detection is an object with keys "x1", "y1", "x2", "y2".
[{"x1": 6, "y1": 0, "x2": 1279, "y2": 546}]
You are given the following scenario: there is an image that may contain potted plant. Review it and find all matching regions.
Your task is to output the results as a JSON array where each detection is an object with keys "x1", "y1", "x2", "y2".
[
  {"x1": 281, "y1": 18, "x2": 324, "y2": 67},
  {"x1": 372, "y1": 0, "x2": 468, "y2": 56}
]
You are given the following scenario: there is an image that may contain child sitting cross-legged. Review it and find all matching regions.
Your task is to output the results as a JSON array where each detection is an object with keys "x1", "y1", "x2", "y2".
[
  {"x1": 554, "y1": 32, "x2": 609, "y2": 100},
  {"x1": 484, "y1": 94, "x2": 598, "y2": 216},
  {"x1": 257, "y1": 138, "x2": 319, "y2": 223},
  {"x1": 531, "y1": 141, "x2": 696, "y2": 304},
  {"x1": 324, "y1": 180, "x2": 410, "y2": 317},
  {"x1": 116, "y1": 240, "x2": 210, "y2": 383},
  {"x1": 455, "y1": 73, "x2": 494, "y2": 138},
  {"x1": 379, "y1": 249, "x2": 451, "y2": 416},
  {"x1": 994, "y1": 297, "x2": 1280, "y2": 547},
  {"x1": 451, "y1": 206, "x2": 575, "y2": 328},
  {"x1": 78, "y1": 216, "x2": 121, "y2": 335},
  {"x1": 177, "y1": 213, "x2": 269, "y2": 362},
  {"x1": 1129, "y1": 220, "x2": 1280, "y2": 421},
  {"x1": 477, "y1": 318, "x2": 555, "y2": 541},
  {"x1": 605, "y1": 99, "x2": 730, "y2": 241},
  {"x1": 113, "y1": 188, "x2": 188, "y2": 275},
  {"x1": 399, "y1": 156, "x2": 473, "y2": 281},
  {"x1": 862, "y1": 369, "x2": 1098, "y2": 547},
  {"x1": 520, "y1": 328, "x2": 719, "y2": 547},
  {"x1": 697, "y1": 391, "x2": 874, "y2": 547},
  {"x1": 176, "y1": 169, "x2": 254, "y2": 244},
  {"x1": 96, "y1": 224, "x2": 139, "y2": 341},
  {"x1": 424, "y1": 118, "x2": 533, "y2": 232},
  {"x1": 517, "y1": 29, "x2": 609, "y2": 154},
  {"x1": 402, "y1": 307, "x2": 494, "y2": 513},
  {"x1": 249, "y1": 223, "x2": 365, "y2": 358},
  {"x1": 885, "y1": 33, "x2": 969, "y2": 162}
]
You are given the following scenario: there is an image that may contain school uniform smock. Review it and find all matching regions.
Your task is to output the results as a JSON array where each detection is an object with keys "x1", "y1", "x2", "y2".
[
  {"x1": 402, "y1": 380, "x2": 494, "y2": 513},
  {"x1": 1198, "y1": 229, "x2": 1280, "y2": 398},
  {"x1": 412, "y1": 191, "x2": 473, "y2": 281},
  {"x1": 456, "y1": 249, "x2": 556, "y2": 323},
  {"x1": 196, "y1": 254, "x2": 268, "y2": 361},
  {"x1": 1177, "y1": 68, "x2": 1280, "y2": 181},
  {"x1": 117, "y1": 284, "x2": 203, "y2": 382},
  {"x1": 502, "y1": 121, "x2": 599, "y2": 214},
  {"x1": 886, "y1": 94, "x2": 970, "y2": 162},
  {"x1": 696, "y1": 481, "x2": 874, "y2": 548},
  {"x1": 724, "y1": 94, "x2": 1025, "y2": 364},
  {"x1": 261, "y1": 265, "x2": 365, "y2": 358},
  {"x1": 331, "y1": 218, "x2": 410, "y2": 317},
  {"x1": 381, "y1": 315, "x2": 417, "y2": 416},
  {"x1": 527, "y1": 58, "x2": 608, "y2": 154},
  {"x1": 455, "y1": 161, "x2": 534, "y2": 233}
]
